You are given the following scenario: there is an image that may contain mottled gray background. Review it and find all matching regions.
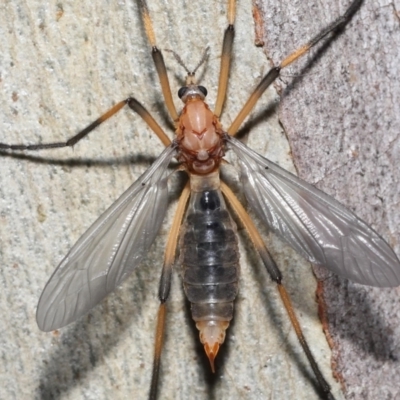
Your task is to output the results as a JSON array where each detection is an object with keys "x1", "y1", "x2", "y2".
[
  {"x1": 0, "y1": 0, "x2": 398, "y2": 399},
  {"x1": 254, "y1": 0, "x2": 400, "y2": 398}
]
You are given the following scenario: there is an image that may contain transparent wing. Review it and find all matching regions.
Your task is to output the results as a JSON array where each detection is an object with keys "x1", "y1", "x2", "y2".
[
  {"x1": 227, "y1": 135, "x2": 400, "y2": 287},
  {"x1": 36, "y1": 144, "x2": 177, "y2": 331}
]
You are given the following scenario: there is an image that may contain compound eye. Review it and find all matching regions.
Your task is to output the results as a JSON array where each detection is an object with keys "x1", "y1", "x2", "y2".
[
  {"x1": 198, "y1": 85, "x2": 208, "y2": 97},
  {"x1": 178, "y1": 86, "x2": 188, "y2": 99}
]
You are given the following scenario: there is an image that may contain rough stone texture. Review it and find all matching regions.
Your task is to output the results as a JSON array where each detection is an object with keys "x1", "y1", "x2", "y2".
[
  {"x1": 3, "y1": 0, "x2": 395, "y2": 399},
  {"x1": 254, "y1": 0, "x2": 400, "y2": 399}
]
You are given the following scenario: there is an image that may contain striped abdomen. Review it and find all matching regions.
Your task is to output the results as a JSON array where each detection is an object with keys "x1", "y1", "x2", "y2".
[{"x1": 180, "y1": 188, "x2": 240, "y2": 368}]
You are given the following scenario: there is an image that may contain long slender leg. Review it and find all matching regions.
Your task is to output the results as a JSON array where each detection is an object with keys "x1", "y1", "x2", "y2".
[
  {"x1": 214, "y1": 0, "x2": 236, "y2": 118},
  {"x1": 220, "y1": 181, "x2": 335, "y2": 400},
  {"x1": 149, "y1": 182, "x2": 191, "y2": 400},
  {"x1": 0, "y1": 97, "x2": 171, "y2": 151},
  {"x1": 139, "y1": 0, "x2": 179, "y2": 123},
  {"x1": 227, "y1": 0, "x2": 363, "y2": 136}
]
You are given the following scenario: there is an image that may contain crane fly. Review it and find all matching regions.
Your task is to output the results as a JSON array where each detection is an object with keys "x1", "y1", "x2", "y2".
[{"x1": 1, "y1": 0, "x2": 399, "y2": 399}]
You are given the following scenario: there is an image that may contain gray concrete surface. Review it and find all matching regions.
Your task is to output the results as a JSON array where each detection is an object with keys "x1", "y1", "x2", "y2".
[{"x1": 1, "y1": 0, "x2": 398, "y2": 399}]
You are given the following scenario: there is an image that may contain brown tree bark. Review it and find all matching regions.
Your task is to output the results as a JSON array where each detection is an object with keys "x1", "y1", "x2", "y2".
[{"x1": 254, "y1": 0, "x2": 400, "y2": 398}]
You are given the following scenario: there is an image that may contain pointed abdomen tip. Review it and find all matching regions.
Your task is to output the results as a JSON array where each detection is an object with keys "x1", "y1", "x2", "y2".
[{"x1": 196, "y1": 320, "x2": 230, "y2": 372}]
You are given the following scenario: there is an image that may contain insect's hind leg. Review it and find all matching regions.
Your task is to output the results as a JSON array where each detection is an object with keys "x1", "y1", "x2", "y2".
[
  {"x1": 214, "y1": 0, "x2": 236, "y2": 118},
  {"x1": 149, "y1": 182, "x2": 191, "y2": 400},
  {"x1": 0, "y1": 97, "x2": 171, "y2": 151},
  {"x1": 221, "y1": 181, "x2": 336, "y2": 400},
  {"x1": 227, "y1": 0, "x2": 363, "y2": 136}
]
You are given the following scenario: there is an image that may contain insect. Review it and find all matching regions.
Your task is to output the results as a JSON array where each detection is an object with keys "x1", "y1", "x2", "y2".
[{"x1": 0, "y1": 0, "x2": 400, "y2": 400}]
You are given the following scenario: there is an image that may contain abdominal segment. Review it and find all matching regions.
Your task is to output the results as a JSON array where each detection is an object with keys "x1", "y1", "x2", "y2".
[{"x1": 180, "y1": 189, "x2": 240, "y2": 370}]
